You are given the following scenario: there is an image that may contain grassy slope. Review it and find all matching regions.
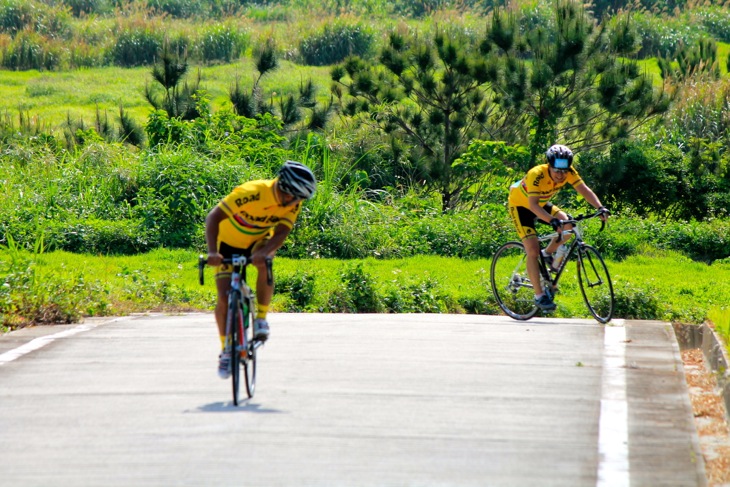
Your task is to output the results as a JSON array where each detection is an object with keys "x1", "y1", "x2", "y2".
[
  {"x1": 6, "y1": 39, "x2": 716, "y2": 133},
  {"x1": 29, "y1": 248, "x2": 730, "y2": 325},
  {"x1": 0, "y1": 61, "x2": 333, "y2": 131}
]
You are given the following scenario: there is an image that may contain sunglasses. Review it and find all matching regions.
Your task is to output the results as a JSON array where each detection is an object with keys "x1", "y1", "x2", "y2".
[{"x1": 553, "y1": 168, "x2": 569, "y2": 174}]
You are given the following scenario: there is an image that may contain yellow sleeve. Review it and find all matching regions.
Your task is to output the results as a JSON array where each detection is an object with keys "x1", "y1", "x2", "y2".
[{"x1": 567, "y1": 167, "x2": 584, "y2": 188}]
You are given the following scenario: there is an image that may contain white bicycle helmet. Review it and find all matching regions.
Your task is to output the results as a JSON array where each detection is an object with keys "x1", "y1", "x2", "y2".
[{"x1": 277, "y1": 160, "x2": 317, "y2": 199}]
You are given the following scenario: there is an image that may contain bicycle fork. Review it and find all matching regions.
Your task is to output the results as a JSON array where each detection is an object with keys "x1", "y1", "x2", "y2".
[{"x1": 577, "y1": 246, "x2": 605, "y2": 287}]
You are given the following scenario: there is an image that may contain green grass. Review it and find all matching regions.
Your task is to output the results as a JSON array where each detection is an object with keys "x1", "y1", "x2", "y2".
[
  {"x1": 4, "y1": 247, "x2": 727, "y2": 322},
  {"x1": 0, "y1": 43, "x2": 688, "y2": 134},
  {"x1": 3, "y1": 247, "x2": 729, "y2": 353},
  {"x1": 0, "y1": 61, "x2": 333, "y2": 131},
  {"x1": 707, "y1": 306, "x2": 730, "y2": 346},
  {"x1": 718, "y1": 41, "x2": 730, "y2": 74}
]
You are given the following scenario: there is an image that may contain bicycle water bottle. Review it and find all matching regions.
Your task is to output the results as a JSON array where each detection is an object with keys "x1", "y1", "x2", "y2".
[{"x1": 552, "y1": 244, "x2": 569, "y2": 269}]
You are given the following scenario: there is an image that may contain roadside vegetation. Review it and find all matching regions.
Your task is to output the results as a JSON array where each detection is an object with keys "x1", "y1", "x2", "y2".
[
  {"x1": 3, "y1": 244, "x2": 729, "y2": 333},
  {"x1": 1, "y1": 0, "x2": 730, "y2": 351}
]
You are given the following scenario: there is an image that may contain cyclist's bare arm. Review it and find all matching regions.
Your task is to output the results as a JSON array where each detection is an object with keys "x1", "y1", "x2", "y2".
[
  {"x1": 205, "y1": 206, "x2": 227, "y2": 266},
  {"x1": 528, "y1": 196, "x2": 555, "y2": 224},
  {"x1": 574, "y1": 185, "x2": 608, "y2": 221},
  {"x1": 251, "y1": 224, "x2": 291, "y2": 265}
]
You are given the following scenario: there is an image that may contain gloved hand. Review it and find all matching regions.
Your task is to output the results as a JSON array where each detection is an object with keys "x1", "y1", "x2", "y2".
[
  {"x1": 550, "y1": 218, "x2": 561, "y2": 232},
  {"x1": 598, "y1": 206, "x2": 611, "y2": 216}
]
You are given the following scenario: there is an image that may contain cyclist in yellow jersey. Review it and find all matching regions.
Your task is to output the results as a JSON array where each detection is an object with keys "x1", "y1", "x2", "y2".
[
  {"x1": 508, "y1": 144, "x2": 609, "y2": 311},
  {"x1": 205, "y1": 160, "x2": 316, "y2": 379}
]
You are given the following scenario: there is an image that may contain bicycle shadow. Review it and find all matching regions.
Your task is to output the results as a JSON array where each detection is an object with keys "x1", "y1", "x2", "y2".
[{"x1": 191, "y1": 401, "x2": 285, "y2": 414}]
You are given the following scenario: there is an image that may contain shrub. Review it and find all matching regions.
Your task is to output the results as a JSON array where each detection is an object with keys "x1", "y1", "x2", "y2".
[
  {"x1": 277, "y1": 271, "x2": 316, "y2": 311},
  {"x1": 145, "y1": 103, "x2": 287, "y2": 160},
  {"x1": 515, "y1": 0, "x2": 555, "y2": 36},
  {"x1": 1, "y1": 31, "x2": 62, "y2": 71},
  {"x1": 691, "y1": 6, "x2": 730, "y2": 43},
  {"x1": 579, "y1": 140, "x2": 690, "y2": 219},
  {"x1": 611, "y1": 282, "x2": 663, "y2": 320},
  {"x1": 194, "y1": 23, "x2": 249, "y2": 64},
  {"x1": 661, "y1": 219, "x2": 730, "y2": 262},
  {"x1": 133, "y1": 150, "x2": 223, "y2": 249},
  {"x1": 382, "y1": 274, "x2": 455, "y2": 313},
  {"x1": 632, "y1": 12, "x2": 703, "y2": 58},
  {"x1": 390, "y1": 0, "x2": 441, "y2": 18},
  {"x1": 299, "y1": 21, "x2": 375, "y2": 66},
  {"x1": 46, "y1": 217, "x2": 157, "y2": 255},
  {"x1": 0, "y1": 0, "x2": 71, "y2": 38},
  {"x1": 147, "y1": 0, "x2": 207, "y2": 18},
  {"x1": 68, "y1": 41, "x2": 104, "y2": 68},
  {"x1": 64, "y1": 0, "x2": 114, "y2": 17},
  {"x1": 0, "y1": 247, "x2": 111, "y2": 326},
  {"x1": 336, "y1": 262, "x2": 383, "y2": 312},
  {"x1": 460, "y1": 293, "x2": 499, "y2": 315},
  {"x1": 0, "y1": 0, "x2": 29, "y2": 34},
  {"x1": 115, "y1": 267, "x2": 196, "y2": 307},
  {"x1": 108, "y1": 27, "x2": 163, "y2": 67}
]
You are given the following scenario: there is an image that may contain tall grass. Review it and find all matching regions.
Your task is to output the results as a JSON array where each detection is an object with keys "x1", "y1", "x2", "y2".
[{"x1": 708, "y1": 306, "x2": 730, "y2": 350}]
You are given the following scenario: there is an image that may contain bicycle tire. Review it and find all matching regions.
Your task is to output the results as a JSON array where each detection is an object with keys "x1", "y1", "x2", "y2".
[
  {"x1": 243, "y1": 296, "x2": 256, "y2": 398},
  {"x1": 490, "y1": 241, "x2": 539, "y2": 320},
  {"x1": 576, "y1": 244, "x2": 614, "y2": 323},
  {"x1": 229, "y1": 293, "x2": 243, "y2": 406}
]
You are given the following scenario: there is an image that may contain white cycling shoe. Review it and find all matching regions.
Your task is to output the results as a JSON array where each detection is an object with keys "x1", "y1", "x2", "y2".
[{"x1": 253, "y1": 319, "x2": 270, "y2": 341}]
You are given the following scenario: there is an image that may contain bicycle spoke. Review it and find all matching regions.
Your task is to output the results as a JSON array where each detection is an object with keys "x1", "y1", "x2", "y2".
[
  {"x1": 243, "y1": 298, "x2": 256, "y2": 398},
  {"x1": 577, "y1": 245, "x2": 614, "y2": 323},
  {"x1": 490, "y1": 242, "x2": 539, "y2": 320}
]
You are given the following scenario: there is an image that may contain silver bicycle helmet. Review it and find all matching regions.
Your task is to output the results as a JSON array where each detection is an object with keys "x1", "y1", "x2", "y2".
[
  {"x1": 277, "y1": 160, "x2": 317, "y2": 199},
  {"x1": 545, "y1": 144, "x2": 573, "y2": 169}
]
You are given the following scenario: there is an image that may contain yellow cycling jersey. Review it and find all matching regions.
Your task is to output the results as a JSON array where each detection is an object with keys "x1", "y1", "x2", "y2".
[
  {"x1": 508, "y1": 164, "x2": 584, "y2": 208},
  {"x1": 217, "y1": 179, "x2": 301, "y2": 247}
]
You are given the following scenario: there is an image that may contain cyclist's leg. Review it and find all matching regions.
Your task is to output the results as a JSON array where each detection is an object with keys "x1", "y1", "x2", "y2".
[
  {"x1": 542, "y1": 203, "x2": 573, "y2": 254},
  {"x1": 523, "y1": 235, "x2": 544, "y2": 297},
  {"x1": 524, "y1": 234, "x2": 556, "y2": 310},
  {"x1": 509, "y1": 204, "x2": 543, "y2": 298},
  {"x1": 214, "y1": 273, "x2": 231, "y2": 339},
  {"x1": 215, "y1": 242, "x2": 251, "y2": 341},
  {"x1": 214, "y1": 256, "x2": 233, "y2": 379},
  {"x1": 250, "y1": 237, "x2": 274, "y2": 315}
]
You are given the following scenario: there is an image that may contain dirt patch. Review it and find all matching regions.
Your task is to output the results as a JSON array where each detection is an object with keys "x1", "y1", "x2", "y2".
[{"x1": 682, "y1": 348, "x2": 730, "y2": 487}]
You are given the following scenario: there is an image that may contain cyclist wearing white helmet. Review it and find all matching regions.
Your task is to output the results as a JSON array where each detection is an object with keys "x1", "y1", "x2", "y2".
[
  {"x1": 205, "y1": 160, "x2": 316, "y2": 378},
  {"x1": 507, "y1": 144, "x2": 609, "y2": 311}
]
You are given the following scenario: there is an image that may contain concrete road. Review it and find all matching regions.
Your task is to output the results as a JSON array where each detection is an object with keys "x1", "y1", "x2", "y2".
[{"x1": 0, "y1": 313, "x2": 706, "y2": 487}]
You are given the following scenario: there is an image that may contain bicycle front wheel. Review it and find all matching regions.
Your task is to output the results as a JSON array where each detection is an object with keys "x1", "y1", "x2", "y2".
[
  {"x1": 577, "y1": 244, "x2": 614, "y2": 323},
  {"x1": 229, "y1": 297, "x2": 244, "y2": 406},
  {"x1": 490, "y1": 241, "x2": 539, "y2": 321},
  {"x1": 243, "y1": 297, "x2": 256, "y2": 398}
]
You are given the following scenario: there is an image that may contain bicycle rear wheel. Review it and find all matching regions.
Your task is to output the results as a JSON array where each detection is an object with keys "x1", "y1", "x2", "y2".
[
  {"x1": 577, "y1": 244, "x2": 614, "y2": 323},
  {"x1": 243, "y1": 297, "x2": 256, "y2": 398},
  {"x1": 490, "y1": 241, "x2": 539, "y2": 320},
  {"x1": 227, "y1": 293, "x2": 246, "y2": 406}
]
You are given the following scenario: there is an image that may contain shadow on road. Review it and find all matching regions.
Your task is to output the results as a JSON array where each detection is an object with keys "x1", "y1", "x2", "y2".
[{"x1": 191, "y1": 401, "x2": 285, "y2": 414}]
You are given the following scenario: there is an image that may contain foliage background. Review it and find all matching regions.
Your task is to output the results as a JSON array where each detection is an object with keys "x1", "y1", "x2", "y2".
[{"x1": 2, "y1": 0, "x2": 730, "y2": 346}]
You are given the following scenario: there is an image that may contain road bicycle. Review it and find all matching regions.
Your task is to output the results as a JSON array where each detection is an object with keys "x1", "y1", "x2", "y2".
[
  {"x1": 198, "y1": 255, "x2": 272, "y2": 405},
  {"x1": 490, "y1": 210, "x2": 614, "y2": 323}
]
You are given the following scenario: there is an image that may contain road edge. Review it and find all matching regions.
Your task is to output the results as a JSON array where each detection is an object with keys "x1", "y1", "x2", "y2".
[{"x1": 673, "y1": 323, "x2": 730, "y2": 424}]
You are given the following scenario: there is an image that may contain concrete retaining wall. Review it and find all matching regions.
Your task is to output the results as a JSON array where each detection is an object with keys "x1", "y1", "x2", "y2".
[{"x1": 673, "y1": 323, "x2": 730, "y2": 422}]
